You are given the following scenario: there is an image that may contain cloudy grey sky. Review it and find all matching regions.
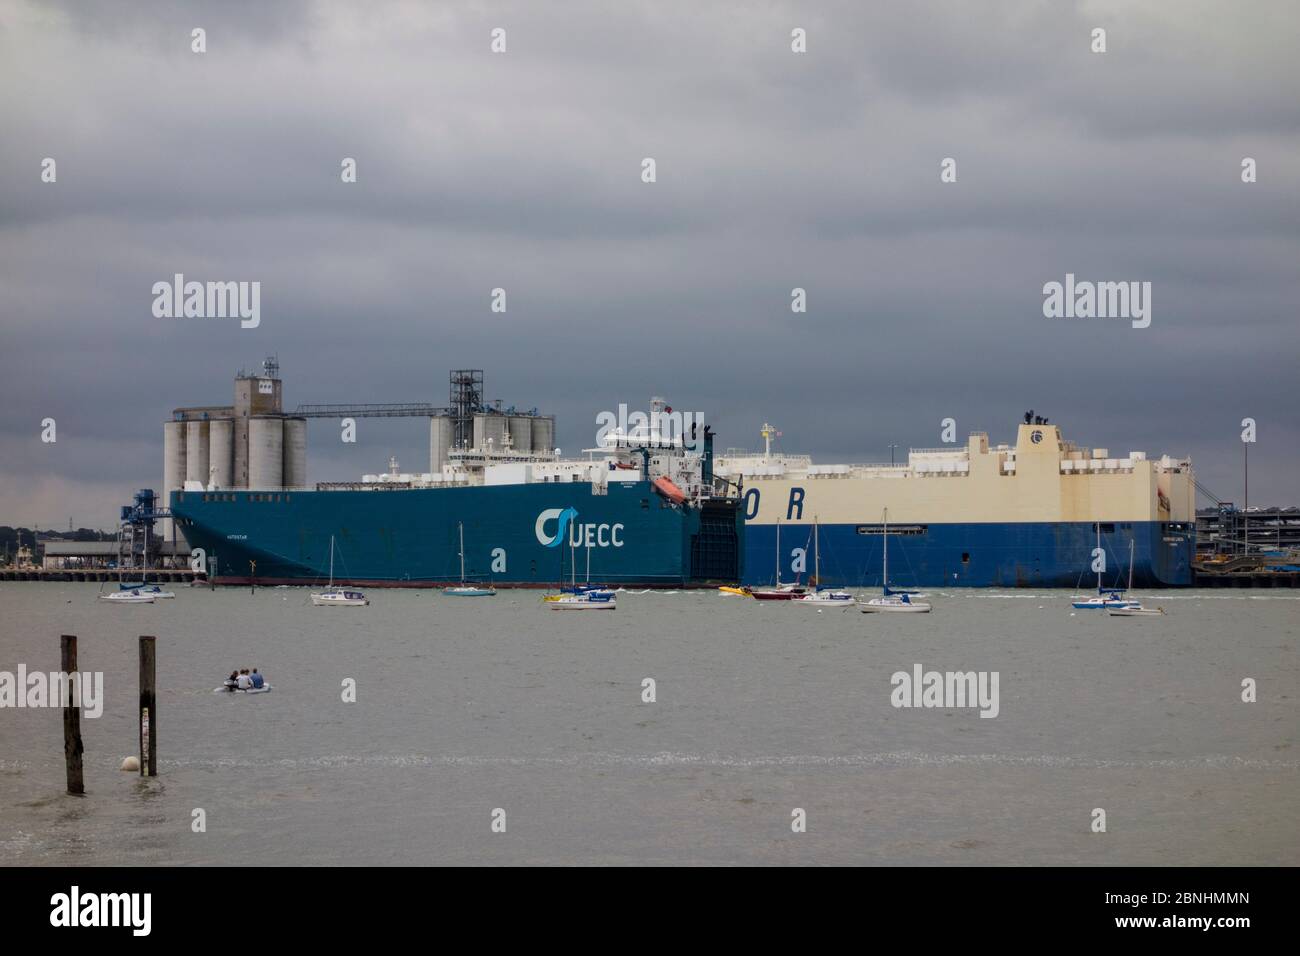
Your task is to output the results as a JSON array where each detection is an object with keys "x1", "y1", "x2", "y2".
[{"x1": 1, "y1": 0, "x2": 1297, "y2": 527}]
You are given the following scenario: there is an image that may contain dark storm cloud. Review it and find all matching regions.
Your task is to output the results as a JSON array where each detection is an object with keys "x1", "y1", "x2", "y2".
[{"x1": 0, "y1": 0, "x2": 1297, "y2": 526}]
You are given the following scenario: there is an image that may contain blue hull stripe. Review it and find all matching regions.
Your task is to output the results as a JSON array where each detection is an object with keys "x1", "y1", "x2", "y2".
[{"x1": 742, "y1": 521, "x2": 1193, "y2": 588}]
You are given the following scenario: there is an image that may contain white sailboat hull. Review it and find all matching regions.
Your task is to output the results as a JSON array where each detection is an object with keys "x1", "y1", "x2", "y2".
[
  {"x1": 311, "y1": 591, "x2": 368, "y2": 607},
  {"x1": 99, "y1": 591, "x2": 155, "y2": 604},
  {"x1": 794, "y1": 592, "x2": 854, "y2": 607},
  {"x1": 860, "y1": 598, "x2": 932, "y2": 613},
  {"x1": 547, "y1": 595, "x2": 617, "y2": 610}
]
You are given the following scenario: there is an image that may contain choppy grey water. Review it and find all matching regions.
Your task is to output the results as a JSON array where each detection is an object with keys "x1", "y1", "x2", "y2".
[{"x1": 1, "y1": 583, "x2": 1296, "y2": 865}]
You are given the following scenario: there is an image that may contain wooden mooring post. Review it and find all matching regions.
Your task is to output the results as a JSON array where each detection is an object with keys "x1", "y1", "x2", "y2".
[
  {"x1": 139, "y1": 635, "x2": 157, "y2": 776},
  {"x1": 61, "y1": 634, "x2": 84, "y2": 794}
]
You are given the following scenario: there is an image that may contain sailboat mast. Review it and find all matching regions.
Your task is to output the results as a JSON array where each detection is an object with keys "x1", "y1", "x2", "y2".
[
  {"x1": 1096, "y1": 522, "x2": 1102, "y2": 592},
  {"x1": 328, "y1": 536, "x2": 335, "y2": 587},
  {"x1": 775, "y1": 518, "x2": 781, "y2": 586},
  {"x1": 1127, "y1": 538, "x2": 1134, "y2": 591},
  {"x1": 459, "y1": 521, "x2": 466, "y2": 583},
  {"x1": 813, "y1": 516, "x2": 819, "y2": 587},
  {"x1": 882, "y1": 508, "x2": 889, "y2": 592}
]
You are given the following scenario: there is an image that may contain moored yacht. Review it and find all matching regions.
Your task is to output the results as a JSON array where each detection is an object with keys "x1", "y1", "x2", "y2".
[{"x1": 311, "y1": 537, "x2": 368, "y2": 607}]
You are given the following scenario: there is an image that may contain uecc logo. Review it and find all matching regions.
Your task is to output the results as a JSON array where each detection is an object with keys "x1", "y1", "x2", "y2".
[
  {"x1": 535, "y1": 507, "x2": 625, "y2": 549},
  {"x1": 535, "y1": 507, "x2": 578, "y2": 547}
]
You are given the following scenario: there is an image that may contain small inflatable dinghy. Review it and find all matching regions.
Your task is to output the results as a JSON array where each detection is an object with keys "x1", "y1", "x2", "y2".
[{"x1": 213, "y1": 685, "x2": 273, "y2": 694}]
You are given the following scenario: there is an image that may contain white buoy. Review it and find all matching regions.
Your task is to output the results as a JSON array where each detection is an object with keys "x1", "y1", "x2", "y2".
[{"x1": 120, "y1": 756, "x2": 140, "y2": 772}]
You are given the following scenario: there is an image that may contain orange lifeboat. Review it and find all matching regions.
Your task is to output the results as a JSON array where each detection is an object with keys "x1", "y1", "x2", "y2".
[{"x1": 652, "y1": 476, "x2": 687, "y2": 504}]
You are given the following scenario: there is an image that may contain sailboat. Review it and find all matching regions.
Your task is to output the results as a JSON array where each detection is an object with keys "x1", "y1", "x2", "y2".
[
  {"x1": 1071, "y1": 525, "x2": 1137, "y2": 610},
  {"x1": 794, "y1": 517, "x2": 853, "y2": 607},
  {"x1": 860, "y1": 509, "x2": 932, "y2": 613},
  {"x1": 1107, "y1": 539, "x2": 1164, "y2": 616},
  {"x1": 575, "y1": 539, "x2": 615, "y2": 599},
  {"x1": 120, "y1": 582, "x2": 174, "y2": 598},
  {"x1": 445, "y1": 522, "x2": 496, "y2": 596},
  {"x1": 311, "y1": 536, "x2": 368, "y2": 606},
  {"x1": 99, "y1": 588, "x2": 155, "y2": 604},
  {"x1": 546, "y1": 540, "x2": 616, "y2": 609},
  {"x1": 118, "y1": 521, "x2": 174, "y2": 598},
  {"x1": 752, "y1": 518, "x2": 806, "y2": 600},
  {"x1": 102, "y1": 524, "x2": 160, "y2": 602}
]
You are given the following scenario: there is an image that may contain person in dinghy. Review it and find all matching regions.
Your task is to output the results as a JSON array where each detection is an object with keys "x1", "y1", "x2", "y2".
[{"x1": 220, "y1": 668, "x2": 269, "y2": 693}]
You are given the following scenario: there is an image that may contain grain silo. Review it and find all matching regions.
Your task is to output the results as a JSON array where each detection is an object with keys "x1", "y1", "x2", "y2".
[
  {"x1": 162, "y1": 420, "x2": 187, "y2": 538},
  {"x1": 185, "y1": 420, "x2": 210, "y2": 485},
  {"x1": 507, "y1": 415, "x2": 532, "y2": 455},
  {"x1": 429, "y1": 416, "x2": 453, "y2": 473},
  {"x1": 282, "y1": 417, "x2": 307, "y2": 488},
  {"x1": 473, "y1": 413, "x2": 508, "y2": 453},
  {"x1": 208, "y1": 419, "x2": 234, "y2": 489},
  {"x1": 531, "y1": 416, "x2": 555, "y2": 456},
  {"x1": 248, "y1": 416, "x2": 284, "y2": 489}
]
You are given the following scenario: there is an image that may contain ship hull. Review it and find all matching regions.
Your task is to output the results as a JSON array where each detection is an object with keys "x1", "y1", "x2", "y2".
[
  {"x1": 171, "y1": 482, "x2": 744, "y2": 587},
  {"x1": 741, "y1": 520, "x2": 1193, "y2": 589}
]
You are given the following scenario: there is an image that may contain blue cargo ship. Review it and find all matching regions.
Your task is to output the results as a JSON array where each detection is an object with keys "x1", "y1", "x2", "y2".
[
  {"x1": 168, "y1": 388, "x2": 744, "y2": 588},
  {"x1": 172, "y1": 480, "x2": 743, "y2": 587}
]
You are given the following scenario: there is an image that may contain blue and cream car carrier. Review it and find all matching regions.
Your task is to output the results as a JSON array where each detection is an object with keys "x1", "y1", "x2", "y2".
[{"x1": 714, "y1": 420, "x2": 1197, "y2": 589}]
